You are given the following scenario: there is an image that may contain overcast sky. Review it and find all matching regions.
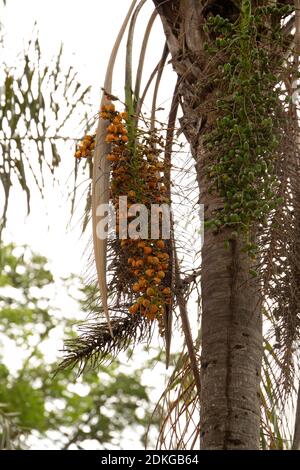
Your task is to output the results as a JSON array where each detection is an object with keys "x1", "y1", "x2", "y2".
[{"x1": 1, "y1": 0, "x2": 173, "y2": 278}]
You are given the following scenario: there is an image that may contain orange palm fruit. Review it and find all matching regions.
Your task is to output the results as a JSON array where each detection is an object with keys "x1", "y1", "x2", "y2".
[
  {"x1": 106, "y1": 104, "x2": 115, "y2": 112},
  {"x1": 161, "y1": 263, "x2": 168, "y2": 271},
  {"x1": 138, "y1": 279, "x2": 147, "y2": 288},
  {"x1": 75, "y1": 150, "x2": 82, "y2": 158},
  {"x1": 129, "y1": 303, "x2": 139, "y2": 314},
  {"x1": 158, "y1": 252, "x2": 169, "y2": 260},
  {"x1": 145, "y1": 269, "x2": 154, "y2": 277},
  {"x1": 105, "y1": 134, "x2": 117, "y2": 142},
  {"x1": 146, "y1": 287, "x2": 155, "y2": 296},
  {"x1": 137, "y1": 241, "x2": 146, "y2": 249},
  {"x1": 156, "y1": 240, "x2": 165, "y2": 249},
  {"x1": 136, "y1": 259, "x2": 144, "y2": 268},
  {"x1": 153, "y1": 277, "x2": 161, "y2": 284},
  {"x1": 142, "y1": 298, "x2": 150, "y2": 308},
  {"x1": 128, "y1": 190, "x2": 136, "y2": 198},
  {"x1": 132, "y1": 283, "x2": 140, "y2": 293},
  {"x1": 107, "y1": 124, "x2": 117, "y2": 133},
  {"x1": 157, "y1": 271, "x2": 165, "y2": 279},
  {"x1": 149, "y1": 304, "x2": 158, "y2": 314},
  {"x1": 107, "y1": 154, "x2": 118, "y2": 162},
  {"x1": 150, "y1": 257, "x2": 159, "y2": 266},
  {"x1": 144, "y1": 246, "x2": 152, "y2": 255},
  {"x1": 121, "y1": 135, "x2": 129, "y2": 143},
  {"x1": 162, "y1": 287, "x2": 171, "y2": 295}
]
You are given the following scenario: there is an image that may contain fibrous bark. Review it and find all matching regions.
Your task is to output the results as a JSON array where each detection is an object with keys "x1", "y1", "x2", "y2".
[{"x1": 153, "y1": 0, "x2": 263, "y2": 449}]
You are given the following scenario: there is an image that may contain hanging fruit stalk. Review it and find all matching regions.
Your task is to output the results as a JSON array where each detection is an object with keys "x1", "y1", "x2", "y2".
[{"x1": 98, "y1": 103, "x2": 171, "y2": 332}]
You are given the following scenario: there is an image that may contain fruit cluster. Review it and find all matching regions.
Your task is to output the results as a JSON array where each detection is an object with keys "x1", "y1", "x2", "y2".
[
  {"x1": 202, "y1": 5, "x2": 291, "y2": 257},
  {"x1": 74, "y1": 134, "x2": 96, "y2": 159},
  {"x1": 100, "y1": 103, "x2": 171, "y2": 325}
]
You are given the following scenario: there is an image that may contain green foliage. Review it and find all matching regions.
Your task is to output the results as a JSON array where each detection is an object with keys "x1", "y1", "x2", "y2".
[
  {"x1": 0, "y1": 244, "x2": 156, "y2": 449},
  {"x1": 203, "y1": 3, "x2": 293, "y2": 255},
  {"x1": 0, "y1": 28, "x2": 91, "y2": 233}
]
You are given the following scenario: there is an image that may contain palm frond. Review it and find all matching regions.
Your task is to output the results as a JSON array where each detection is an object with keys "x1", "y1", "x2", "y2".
[{"x1": 92, "y1": 0, "x2": 139, "y2": 336}]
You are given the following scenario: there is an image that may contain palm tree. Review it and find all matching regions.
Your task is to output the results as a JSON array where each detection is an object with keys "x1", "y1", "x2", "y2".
[{"x1": 61, "y1": 0, "x2": 300, "y2": 450}]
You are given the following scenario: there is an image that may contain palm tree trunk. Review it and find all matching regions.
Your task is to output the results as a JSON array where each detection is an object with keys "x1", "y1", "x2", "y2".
[
  {"x1": 199, "y1": 156, "x2": 262, "y2": 449},
  {"x1": 153, "y1": 0, "x2": 263, "y2": 449}
]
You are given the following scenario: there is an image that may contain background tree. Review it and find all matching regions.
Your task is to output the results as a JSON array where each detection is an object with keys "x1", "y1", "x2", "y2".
[
  {"x1": 0, "y1": 0, "x2": 91, "y2": 233},
  {"x1": 0, "y1": 243, "x2": 159, "y2": 449}
]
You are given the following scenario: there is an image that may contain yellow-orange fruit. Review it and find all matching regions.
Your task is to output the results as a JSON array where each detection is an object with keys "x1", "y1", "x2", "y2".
[
  {"x1": 107, "y1": 154, "x2": 118, "y2": 162},
  {"x1": 75, "y1": 150, "x2": 81, "y2": 158},
  {"x1": 106, "y1": 103, "x2": 115, "y2": 112},
  {"x1": 144, "y1": 246, "x2": 152, "y2": 255},
  {"x1": 156, "y1": 240, "x2": 165, "y2": 249},
  {"x1": 153, "y1": 277, "x2": 161, "y2": 284},
  {"x1": 129, "y1": 303, "x2": 139, "y2": 314},
  {"x1": 128, "y1": 190, "x2": 136, "y2": 198},
  {"x1": 149, "y1": 304, "x2": 158, "y2": 314},
  {"x1": 121, "y1": 135, "x2": 129, "y2": 143},
  {"x1": 136, "y1": 259, "x2": 144, "y2": 268},
  {"x1": 158, "y1": 252, "x2": 169, "y2": 260},
  {"x1": 142, "y1": 299, "x2": 151, "y2": 308},
  {"x1": 138, "y1": 278, "x2": 147, "y2": 288},
  {"x1": 145, "y1": 269, "x2": 154, "y2": 277},
  {"x1": 105, "y1": 134, "x2": 117, "y2": 142},
  {"x1": 161, "y1": 263, "x2": 168, "y2": 271},
  {"x1": 150, "y1": 256, "x2": 159, "y2": 266},
  {"x1": 132, "y1": 283, "x2": 140, "y2": 292},
  {"x1": 137, "y1": 241, "x2": 146, "y2": 249},
  {"x1": 107, "y1": 124, "x2": 117, "y2": 133},
  {"x1": 127, "y1": 258, "x2": 134, "y2": 265},
  {"x1": 157, "y1": 271, "x2": 165, "y2": 279},
  {"x1": 146, "y1": 287, "x2": 155, "y2": 296},
  {"x1": 162, "y1": 287, "x2": 171, "y2": 295}
]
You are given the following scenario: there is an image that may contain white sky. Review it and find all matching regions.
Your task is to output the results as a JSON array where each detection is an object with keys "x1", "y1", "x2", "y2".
[{"x1": 1, "y1": 0, "x2": 175, "y2": 278}]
